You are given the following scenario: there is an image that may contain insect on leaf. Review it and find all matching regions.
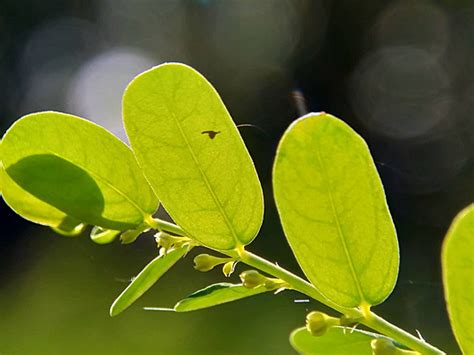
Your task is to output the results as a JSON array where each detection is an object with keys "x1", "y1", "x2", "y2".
[
  {"x1": 174, "y1": 283, "x2": 270, "y2": 312},
  {"x1": 123, "y1": 63, "x2": 264, "y2": 250},
  {"x1": 442, "y1": 204, "x2": 474, "y2": 355},
  {"x1": 110, "y1": 244, "x2": 188, "y2": 317},
  {"x1": 273, "y1": 113, "x2": 399, "y2": 308},
  {"x1": 1, "y1": 112, "x2": 158, "y2": 231}
]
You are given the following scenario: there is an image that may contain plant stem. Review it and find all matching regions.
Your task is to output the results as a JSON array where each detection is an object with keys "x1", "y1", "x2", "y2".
[
  {"x1": 150, "y1": 218, "x2": 445, "y2": 355},
  {"x1": 363, "y1": 313, "x2": 445, "y2": 355}
]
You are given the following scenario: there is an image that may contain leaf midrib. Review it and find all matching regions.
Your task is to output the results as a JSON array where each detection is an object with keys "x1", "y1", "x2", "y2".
[
  {"x1": 314, "y1": 131, "x2": 366, "y2": 305},
  {"x1": 165, "y1": 99, "x2": 240, "y2": 248}
]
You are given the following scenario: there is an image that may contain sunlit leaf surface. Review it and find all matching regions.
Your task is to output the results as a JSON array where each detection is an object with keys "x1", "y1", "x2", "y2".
[
  {"x1": 273, "y1": 113, "x2": 399, "y2": 307},
  {"x1": 1, "y1": 112, "x2": 158, "y2": 230},
  {"x1": 174, "y1": 283, "x2": 269, "y2": 312},
  {"x1": 442, "y1": 205, "x2": 474, "y2": 354},
  {"x1": 110, "y1": 245, "x2": 188, "y2": 316},
  {"x1": 123, "y1": 63, "x2": 263, "y2": 250}
]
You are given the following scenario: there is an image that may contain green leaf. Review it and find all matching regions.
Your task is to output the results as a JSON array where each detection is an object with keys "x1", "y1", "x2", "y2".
[
  {"x1": 290, "y1": 326, "x2": 379, "y2": 355},
  {"x1": 1, "y1": 165, "x2": 70, "y2": 227},
  {"x1": 51, "y1": 219, "x2": 86, "y2": 237},
  {"x1": 1, "y1": 112, "x2": 158, "y2": 231},
  {"x1": 3, "y1": 140, "x2": 87, "y2": 236},
  {"x1": 442, "y1": 204, "x2": 474, "y2": 354},
  {"x1": 90, "y1": 226, "x2": 121, "y2": 244},
  {"x1": 273, "y1": 113, "x2": 399, "y2": 308},
  {"x1": 174, "y1": 283, "x2": 269, "y2": 312},
  {"x1": 110, "y1": 244, "x2": 188, "y2": 316},
  {"x1": 120, "y1": 225, "x2": 149, "y2": 245},
  {"x1": 123, "y1": 63, "x2": 263, "y2": 250}
]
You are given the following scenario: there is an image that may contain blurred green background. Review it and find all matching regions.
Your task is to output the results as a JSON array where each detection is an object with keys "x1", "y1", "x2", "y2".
[{"x1": 1, "y1": 1, "x2": 473, "y2": 354}]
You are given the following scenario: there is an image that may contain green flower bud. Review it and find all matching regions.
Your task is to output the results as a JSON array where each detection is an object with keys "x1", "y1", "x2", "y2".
[
  {"x1": 155, "y1": 232, "x2": 191, "y2": 254},
  {"x1": 239, "y1": 270, "x2": 267, "y2": 289},
  {"x1": 371, "y1": 339, "x2": 420, "y2": 355},
  {"x1": 263, "y1": 278, "x2": 286, "y2": 290},
  {"x1": 306, "y1": 311, "x2": 340, "y2": 336},
  {"x1": 222, "y1": 260, "x2": 236, "y2": 277},
  {"x1": 193, "y1": 254, "x2": 231, "y2": 272},
  {"x1": 340, "y1": 314, "x2": 363, "y2": 327},
  {"x1": 120, "y1": 225, "x2": 149, "y2": 244},
  {"x1": 371, "y1": 339, "x2": 397, "y2": 355},
  {"x1": 155, "y1": 232, "x2": 174, "y2": 251}
]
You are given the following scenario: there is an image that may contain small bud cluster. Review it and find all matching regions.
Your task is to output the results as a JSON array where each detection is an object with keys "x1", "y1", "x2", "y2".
[
  {"x1": 193, "y1": 254, "x2": 235, "y2": 275},
  {"x1": 155, "y1": 231, "x2": 191, "y2": 254},
  {"x1": 305, "y1": 311, "x2": 340, "y2": 336},
  {"x1": 239, "y1": 270, "x2": 287, "y2": 290}
]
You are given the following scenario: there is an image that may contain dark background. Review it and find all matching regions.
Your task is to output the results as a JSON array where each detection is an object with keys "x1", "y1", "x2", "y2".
[{"x1": 1, "y1": 1, "x2": 473, "y2": 354}]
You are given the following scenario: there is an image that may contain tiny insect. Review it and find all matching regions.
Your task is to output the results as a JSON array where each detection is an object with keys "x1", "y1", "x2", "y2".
[{"x1": 201, "y1": 130, "x2": 221, "y2": 139}]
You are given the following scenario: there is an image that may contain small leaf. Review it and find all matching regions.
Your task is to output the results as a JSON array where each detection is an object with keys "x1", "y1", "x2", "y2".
[
  {"x1": 1, "y1": 112, "x2": 158, "y2": 231},
  {"x1": 442, "y1": 204, "x2": 474, "y2": 354},
  {"x1": 90, "y1": 226, "x2": 120, "y2": 244},
  {"x1": 174, "y1": 283, "x2": 269, "y2": 312},
  {"x1": 110, "y1": 244, "x2": 188, "y2": 316},
  {"x1": 273, "y1": 113, "x2": 399, "y2": 308},
  {"x1": 123, "y1": 63, "x2": 264, "y2": 250},
  {"x1": 290, "y1": 326, "x2": 381, "y2": 355},
  {"x1": 120, "y1": 225, "x2": 149, "y2": 244},
  {"x1": 51, "y1": 218, "x2": 86, "y2": 237}
]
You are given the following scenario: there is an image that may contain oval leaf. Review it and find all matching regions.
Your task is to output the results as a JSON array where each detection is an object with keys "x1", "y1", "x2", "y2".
[
  {"x1": 273, "y1": 113, "x2": 399, "y2": 308},
  {"x1": 110, "y1": 244, "x2": 188, "y2": 316},
  {"x1": 51, "y1": 219, "x2": 86, "y2": 237},
  {"x1": 442, "y1": 204, "x2": 474, "y2": 354},
  {"x1": 90, "y1": 226, "x2": 121, "y2": 244},
  {"x1": 174, "y1": 283, "x2": 269, "y2": 312},
  {"x1": 123, "y1": 63, "x2": 264, "y2": 250},
  {"x1": 290, "y1": 326, "x2": 381, "y2": 355},
  {"x1": 1, "y1": 112, "x2": 158, "y2": 230}
]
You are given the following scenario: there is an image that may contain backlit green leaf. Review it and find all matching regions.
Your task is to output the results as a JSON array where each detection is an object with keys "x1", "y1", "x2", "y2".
[
  {"x1": 174, "y1": 283, "x2": 269, "y2": 312},
  {"x1": 110, "y1": 244, "x2": 188, "y2": 316},
  {"x1": 442, "y1": 204, "x2": 474, "y2": 354},
  {"x1": 2, "y1": 139, "x2": 86, "y2": 235},
  {"x1": 123, "y1": 63, "x2": 263, "y2": 250},
  {"x1": 1, "y1": 112, "x2": 158, "y2": 231},
  {"x1": 1, "y1": 165, "x2": 70, "y2": 227},
  {"x1": 51, "y1": 219, "x2": 86, "y2": 237},
  {"x1": 273, "y1": 113, "x2": 399, "y2": 308},
  {"x1": 290, "y1": 326, "x2": 380, "y2": 355},
  {"x1": 90, "y1": 226, "x2": 120, "y2": 245}
]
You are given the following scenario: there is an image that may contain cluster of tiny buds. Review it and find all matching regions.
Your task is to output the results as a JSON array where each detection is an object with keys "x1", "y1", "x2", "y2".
[
  {"x1": 239, "y1": 270, "x2": 287, "y2": 290},
  {"x1": 155, "y1": 231, "x2": 191, "y2": 254},
  {"x1": 193, "y1": 253, "x2": 237, "y2": 277}
]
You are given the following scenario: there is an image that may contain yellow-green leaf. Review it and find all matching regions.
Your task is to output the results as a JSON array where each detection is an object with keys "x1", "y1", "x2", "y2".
[
  {"x1": 442, "y1": 204, "x2": 474, "y2": 354},
  {"x1": 290, "y1": 326, "x2": 379, "y2": 355},
  {"x1": 174, "y1": 283, "x2": 269, "y2": 312},
  {"x1": 273, "y1": 113, "x2": 399, "y2": 308},
  {"x1": 2, "y1": 112, "x2": 158, "y2": 231},
  {"x1": 123, "y1": 63, "x2": 263, "y2": 250},
  {"x1": 90, "y1": 226, "x2": 121, "y2": 245},
  {"x1": 110, "y1": 244, "x2": 188, "y2": 316}
]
